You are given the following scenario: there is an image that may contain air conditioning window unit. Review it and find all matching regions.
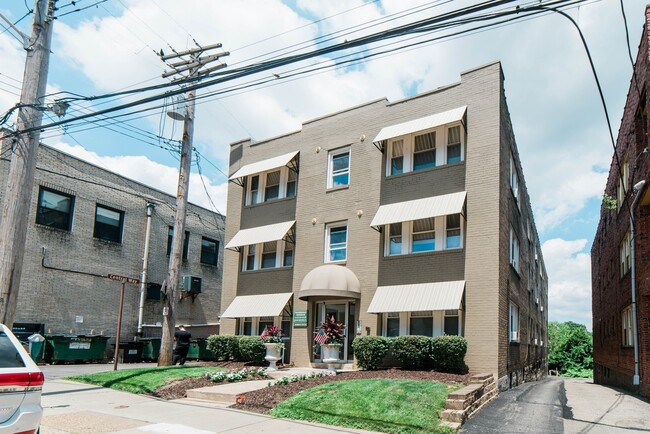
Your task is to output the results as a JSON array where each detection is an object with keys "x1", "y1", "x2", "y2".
[{"x1": 182, "y1": 275, "x2": 202, "y2": 294}]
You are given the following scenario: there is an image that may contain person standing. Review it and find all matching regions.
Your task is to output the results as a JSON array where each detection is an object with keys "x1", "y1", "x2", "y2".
[{"x1": 172, "y1": 325, "x2": 192, "y2": 365}]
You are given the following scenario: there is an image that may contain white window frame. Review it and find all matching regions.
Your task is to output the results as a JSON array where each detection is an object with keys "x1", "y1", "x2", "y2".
[
  {"x1": 622, "y1": 305, "x2": 634, "y2": 347},
  {"x1": 381, "y1": 310, "x2": 463, "y2": 337},
  {"x1": 510, "y1": 153, "x2": 520, "y2": 206},
  {"x1": 509, "y1": 227, "x2": 520, "y2": 273},
  {"x1": 385, "y1": 122, "x2": 464, "y2": 176},
  {"x1": 327, "y1": 147, "x2": 351, "y2": 189},
  {"x1": 325, "y1": 222, "x2": 348, "y2": 263},
  {"x1": 384, "y1": 213, "x2": 464, "y2": 256},
  {"x1": 242, "y1": 239, "x2": 293, "y2": 272},
  {"x1": 620, "y1": 230, "x2": 631, "y2": 277},
  {"x1": 509, "y1": 302, "x2": 519, "y2": 342},
  {"x1": 245, "y1": 166, "x2": 296, "y2": 206},
  {"x1": 617, "y1": 158, "x2": 629, "y2": 210},
  {"x1": 411, "y1": 217, "x2": 436, "y2": 253},
  {"x1": 238, "y1": 316, "x2": 281, "y2": 336}
]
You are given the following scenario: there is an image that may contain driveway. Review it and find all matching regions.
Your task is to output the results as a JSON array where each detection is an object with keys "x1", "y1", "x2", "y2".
[{"x1": 462, "y1": 377, "x2": 650, "y2": 433}]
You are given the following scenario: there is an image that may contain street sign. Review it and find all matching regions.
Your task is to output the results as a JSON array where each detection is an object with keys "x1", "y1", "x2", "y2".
[{"x1": 107, "y1": 274, "x2": 140, "y2": 284}]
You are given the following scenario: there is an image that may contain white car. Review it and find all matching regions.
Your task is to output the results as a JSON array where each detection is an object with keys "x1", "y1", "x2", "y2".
[{"x1": 0, "y1": 323, "x2": 43, "y2": 434}]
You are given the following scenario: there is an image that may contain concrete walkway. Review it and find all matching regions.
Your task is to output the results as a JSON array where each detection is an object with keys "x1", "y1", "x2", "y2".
[{"x1": 39, "y1": 365, "x2": 374, "y2": 434}]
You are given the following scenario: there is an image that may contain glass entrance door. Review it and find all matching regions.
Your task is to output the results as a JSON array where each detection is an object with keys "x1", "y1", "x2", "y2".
[{"x1": 313, "y1": 301, "x2": 354, "y2": 362}]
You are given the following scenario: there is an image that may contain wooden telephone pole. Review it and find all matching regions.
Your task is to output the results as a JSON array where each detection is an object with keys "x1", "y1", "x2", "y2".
[
  {"x1": 0, "y1": 0, "x2": 56, "y2": 326},
  {"x1": 157, "y1": 43, "x2": 228, "y2": 366}
]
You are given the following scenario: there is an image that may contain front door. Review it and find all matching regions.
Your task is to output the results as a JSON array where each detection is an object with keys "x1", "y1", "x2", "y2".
[{"x1": 313, "y1": 301, "x2": 355, "y2": 362}]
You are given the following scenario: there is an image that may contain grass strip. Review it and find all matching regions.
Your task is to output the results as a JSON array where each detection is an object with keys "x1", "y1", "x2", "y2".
[
  {"x1": 270, "y1": 379, "x2": 458, "y2": 434},
  {"x1": 67, "y1": 366, "x2": 221, "y2": 394}
]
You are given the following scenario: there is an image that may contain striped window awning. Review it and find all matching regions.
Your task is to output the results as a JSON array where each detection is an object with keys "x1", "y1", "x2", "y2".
[
  {"x1": 221, "y1": 293, "x2": 293, "y2": 318},
  {"x1": 368, "y1": 281, "x2": 465, "y2": 313},
  {"x1": 229, "y1": 151, "x2": 299, "y2": 182},
  {"x1": 370, "y1": 191, "x2": 466, "y2": 228},
  {"x1": 225, "y1": 220, "x2": 295, "y2": 250},
  {"x1": 372, "y1": 106, "x2": 466, "y2": 145}
]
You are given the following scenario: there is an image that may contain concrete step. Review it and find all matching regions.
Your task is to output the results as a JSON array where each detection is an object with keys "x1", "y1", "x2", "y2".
[{"x1": 186, "y1": 379, "x2": 271, "y2": 405}]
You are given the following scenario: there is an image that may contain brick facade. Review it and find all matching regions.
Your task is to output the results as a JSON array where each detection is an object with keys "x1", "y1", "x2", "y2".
[
  {"x1": 592, "y1": 6, "x2": 650, "y2": 398},
  {"x1": 0, "y1": 136, "x2": 224, "y2": 342},
  {"x1": 221, "y1": 61, "x2": 547, "y2": 388}
]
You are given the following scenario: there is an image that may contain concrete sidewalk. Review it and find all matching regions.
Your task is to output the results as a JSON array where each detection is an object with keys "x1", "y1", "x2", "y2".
[{"x1": 39, "y1": 378, "x2": 375, "y2": 434}]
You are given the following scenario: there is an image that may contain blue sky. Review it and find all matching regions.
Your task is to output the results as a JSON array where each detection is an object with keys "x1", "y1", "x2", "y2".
[{"x1": 1, "y1": 0, "x2": 648, "y2": 329}]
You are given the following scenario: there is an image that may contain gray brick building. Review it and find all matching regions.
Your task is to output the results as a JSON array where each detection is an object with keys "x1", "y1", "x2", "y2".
[
  {"x1": 220, "y1": 61, "x2": 547, "y2": 389},
  {"x1": 0, "y1": 132, "x2": 224, "y2": 342}
]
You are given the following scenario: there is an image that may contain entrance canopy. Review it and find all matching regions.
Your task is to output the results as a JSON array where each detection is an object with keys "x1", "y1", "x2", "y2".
[
  {"x1": 221, "y1": 292, "x2": 293, "y2": 318},
  {"x1": 225, "y1": 220, "x2": 295, "y2": 250},
  {"x1": 299, "y1": 265, "x2": 361, "y2": 300},
  {"x1": 370, "y1": 191, "x2": 466, "y2": 228},
  {"x1": 368, "y1": 281, "x2": 465, "y2": 313}
]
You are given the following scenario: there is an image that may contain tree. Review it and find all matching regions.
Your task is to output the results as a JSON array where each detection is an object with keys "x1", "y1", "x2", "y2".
[{"x1": 548, "y1": 321, "x2": 593, "y2": 377}]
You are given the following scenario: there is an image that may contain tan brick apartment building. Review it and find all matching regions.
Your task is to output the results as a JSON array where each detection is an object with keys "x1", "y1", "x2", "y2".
[
  {"x1": 591, "y1": 6, "x2": 650, "y2": 398},
  {"x1": 220, "y1": 61, "x2": 547, "y2": 389},
  {"x1": 0, "y1": 133, "x2": 224, "y2": 341}
]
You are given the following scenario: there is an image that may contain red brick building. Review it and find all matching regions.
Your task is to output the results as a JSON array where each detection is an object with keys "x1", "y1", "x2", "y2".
[{"x1": 591, "y1": 6, "x2": 650, "y2": 398}]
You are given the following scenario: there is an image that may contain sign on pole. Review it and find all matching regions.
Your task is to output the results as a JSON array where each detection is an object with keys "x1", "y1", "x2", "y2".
[{"x1": 107, "y1": 274, "x2": 140, "y2": 284}]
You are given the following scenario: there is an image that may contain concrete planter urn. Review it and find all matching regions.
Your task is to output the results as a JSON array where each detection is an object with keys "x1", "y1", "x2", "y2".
[
  {"x1": 264, "y1": 343, "x2": 283, "y2": 371},
  {"x1": 321, "y1": 343, "x2": 342, "y2": 372}
]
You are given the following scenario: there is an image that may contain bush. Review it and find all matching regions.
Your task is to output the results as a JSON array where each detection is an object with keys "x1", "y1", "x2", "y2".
[
  {"x1": 230, "y1": 336, "x2": 244, "y2": 361},
  {"x1": 238, "y1": 336, "x2": 266, "y2": 364},
  {"x1": 391, "y1": 335, "x2": 431, "y2": 369},
  {"x1": 206, "y1": 335, "x2": 236, "y2": 361},
  {"x1": 429, "y1": 335, "x2": 467, "y2": 372},
  {"x1": 352, "y1": 336, "x2": 390, "y2": 370}
]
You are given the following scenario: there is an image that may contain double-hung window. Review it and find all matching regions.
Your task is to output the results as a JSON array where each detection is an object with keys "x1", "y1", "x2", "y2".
[
  {"x1": 242, "y1": 239, "x2": 293, "y2": 271},
  {"x1": 620, "y1": 230, "x2": 631, "y2": 276},
  {"x1": 245, "y1": 244, "x2": 256, "y2": 271},
  {"x1": 622, "y1": 305, "x2": 634, "y2": 347},
  {"x1": 409, "y1": 311, "x2": 433, "y2": 336},
  {"x1": 167, "y1": 227, "x2": 189, "y2": 260},
  {"x1": 617, "y1": 159, "x2": 629, "y2": 209},
  {"x1": 386, "y1": 312, "x2": 400, "y2": 337},
  {"x1": 248, "y1": 175, "x2": 260, "y2": 205},
  {"x1": 389, "y1": 223, "x2": 403, "y2": 255},
  {"x1": 509, "y1": 302, "x2": 519, "y2": 342},
  {"x1": 385, "y1": 213, "x2": 463, "y2": 256},
  {"x1": 325, "y1": 223, "x2": 347, "y2": 262},
  {"x1": 444, "y1": 310, "x2": 460, "y2": 335},
  {"x1": 93, "y1": 204, "x2": 124, "y2": 243},
  {"x1": 447, "y1": 126, "x2": 462, "y2": 164},
  {"x1": 245, "y1": 166, "x2": 298, "y2": 205},
  {"x1": 283, "y1": 242, "x2": 294, "y2": 267},
  {"x1": 328, "y1": 148, "x2": 350, "y2": 188},
  {"x1": 286, "y1": 170, "x2": 297, "y2": 197},
  {"x1": 413, "y1": 132, "x2": 436, "y2": 171},
  {"x1": 261, "y1": 241, "x2": 277, "y2": 269},
  {"x1": 389, "y1": 140, "x2": 404, "y2": 175},
  {"x1": 200, "y1": 237, "x2": 219, "y2": 266},
  {"x1": 446, "y1": 214, "x2": 461, "y2": 249},
  {"x1": 411, "y1": 218, "x2": 435, "y2": 253},
  {"x1": 509, "y1": 227, "x2": 520, "y2": 273},
  {"x1": 510, "y1": 153, "x2": 520, "y2": 205},
  {"x1": 264, "y1": 171, "x2": 280, "y2": 201},
  {"x1": 36, "y1": 187, "x2": 75, "y2": 231}
]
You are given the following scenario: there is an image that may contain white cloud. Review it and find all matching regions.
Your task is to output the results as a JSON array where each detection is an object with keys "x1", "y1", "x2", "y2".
[
  {"x1": 542, "y1": 238, "x2": 592, "y2": 330},
  {"x1": 50, "y1": 141, "x2": 228, "y2": 214}
]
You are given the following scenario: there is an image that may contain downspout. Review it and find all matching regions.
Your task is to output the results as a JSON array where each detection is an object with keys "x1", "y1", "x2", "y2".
[
  {"x1": 137, "y1": 203, "x2": 155, "y2": 336},
  {"x1": 630, "y1": 180, "x2": 645, "y2": 386}
]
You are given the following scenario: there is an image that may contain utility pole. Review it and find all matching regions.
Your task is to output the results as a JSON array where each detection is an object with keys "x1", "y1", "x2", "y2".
[
  {"x1": 0, "y1": 0, "x2": 56, "y2": 326},
  {"x1": 157, "y1": 43, "x2": 228, "y2": 366}
]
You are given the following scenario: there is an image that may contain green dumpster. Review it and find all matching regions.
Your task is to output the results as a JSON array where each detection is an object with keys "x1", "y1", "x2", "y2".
[
  {"x1": 187, "y1": 338, "x2": 214, "y2": 361},
  {"x1": 28, "y1": 334, "x2": 46, "y2": 363},
  {"x1": 45, "y1": 335, "x2": 109, "y2": 363},
  {"x1": 139, "y1": 337, "x2": 161, "y2": 361}
]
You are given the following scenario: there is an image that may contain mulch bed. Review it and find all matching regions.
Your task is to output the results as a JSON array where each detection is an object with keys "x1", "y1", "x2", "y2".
[{"x1": 152, "y1": 363, "x2": 471, "y2": 412}]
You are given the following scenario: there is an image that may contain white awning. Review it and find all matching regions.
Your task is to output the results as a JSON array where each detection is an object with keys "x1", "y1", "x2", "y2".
[
  {"x1": 368, "y1": 281, "x2": 465, "y2": 313},
  {"x1": 373, "y1": 106, "x2": 467, "y2": 144},
  {"x1": 221, "y1": 293, "x2": 293, "y2": 318},
  {"x1": 229, "y1": 151, "x2": 299, "y2": 181},
  {"x1": 225, "y1": 220, "x2": 295, "y2": 250},
  {"x1": 370, "y1": 191, "x2": 466, "y2": 227}
]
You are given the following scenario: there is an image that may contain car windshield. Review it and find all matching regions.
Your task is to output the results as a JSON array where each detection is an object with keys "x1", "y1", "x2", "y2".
[{"x1": 0, "y1": 332, "x2": 25, "y2": 368}]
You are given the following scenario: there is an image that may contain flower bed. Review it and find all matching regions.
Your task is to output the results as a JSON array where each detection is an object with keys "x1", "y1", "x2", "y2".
[
  {"x1": 207, "y1": 367, "x2": 269, "y2": 383},
  {"x1": 268, "y1": 371, "x2": 335, "y2": 387}
]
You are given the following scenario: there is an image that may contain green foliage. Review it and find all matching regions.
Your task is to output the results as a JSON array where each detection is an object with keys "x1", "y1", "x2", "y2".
[
  {"x1": 206, "y1": 335, "x2": 236, "y2": 361},
  {"x1": 391, "y1": 336, "x2": 431, "y2": 369},
  {"x1": 351, "y1": 336, "x2": 390, "y2": 370},
  {"x1": 230, "y1": 335, "x2": 244, "y2": 361},
  {"x1": 238, "y1": 336, "x2": 266, "y2": 363},
  {"x1": 430, "y1": 335, "x2": 468, "y2": 373},
  {"x1": 548, "y1": 321, "x2": 593, "y2": 378},
  {"x1": 271, "y1": 379, "x2": 456, "y2": 434},
  {"x1": 602, "y1": 193, "x2": 618, "y2": 210}
]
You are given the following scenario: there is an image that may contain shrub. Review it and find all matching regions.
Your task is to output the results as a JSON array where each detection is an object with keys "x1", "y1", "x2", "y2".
[
  {"x1": 229, "y1": 335, "x2": 244, "y2": 361},
  {"x1": 206, "y1": 335, "x2": 235, "y2": 361},
  {"x1": 352, "y1": 336, "x2": 390, "y2": 370},
  {"x1": 391, "y1": 335, "x2": 431, "y2": 369},
  {"x1": 238, "y1": 336, "x2": 266, "y2": 364},
  {"x1": 429, "y1": 335, "x2": 468, "y2": 372}
]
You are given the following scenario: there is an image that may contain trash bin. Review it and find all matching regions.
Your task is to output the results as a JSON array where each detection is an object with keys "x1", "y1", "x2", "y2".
[
  {"x1": 120, "y1": 341, "x2": 144, "y2": 363},
  {"x1": 187, "y1": 338, "x2": 214, "y2": 361},
  {"x1": 139, "y1": 337, "x2": 161, "y2": 361},
  {"x1": 45, "y1": 335, "x2": 109, "y2": 363},
  {"x1": 27, "y1": 333, "x2": 46, "y2": 363}
]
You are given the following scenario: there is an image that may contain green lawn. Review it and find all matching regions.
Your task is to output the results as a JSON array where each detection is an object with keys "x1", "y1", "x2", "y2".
[
  {"x1": 270, "y1": 379, "x2": 457, "y2": 434},
  {"x1": 67, "y1": 366, "x2": 221, "y2": 394}
]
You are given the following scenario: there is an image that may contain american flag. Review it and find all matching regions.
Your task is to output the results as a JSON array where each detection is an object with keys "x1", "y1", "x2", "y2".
[
  {"x1": 260, "y1": 326, "x2": 268, "y2": 340},
  {"x1": 314, "y1": 328, "x2": 328, "y2": 345}
]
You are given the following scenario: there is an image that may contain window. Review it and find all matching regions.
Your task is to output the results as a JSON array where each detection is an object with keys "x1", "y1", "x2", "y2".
[
  {"x1": 509, "y1": 302, "x2": 519, "y2": 342},
  {"x1": 283, "y1": 242, "x2": 294, "y2": 267},
  {"x1": 261, "y1": 241, "x2": 277, "y2": 269},
  {"x1": 410, "y1": 311, "x2": 433, "y2": 336},
  {"x1": 390, "y1": 140, "x2": 404, "y2": 175},
  {"x1": 200, "y1": 237, "x2": 219, "y2": 266},
  {"x1": 386, "y1": 312, "x2": 400, "y2": 337},
  {"x1": 412, "y1": 217, "x2": 435, "y2": 252},
  {"x1": 264, "y1": 171, "x2": 280, "y2": 201},
  {"x1": 245, "y1": 244, "x2": 256, "y2": 271},
  {"x1": 325, "y1": 223, "x2": 347, "y2": 262},
  {"x1": 328, "y1": 148, "x2": 350, "y2": 188},
  {"x1": 617, "y1": 159, "x2": 629, "y2": 209},
  {"x1": 93, "y1": 205, "x2": 124, "y2": 243},
  {"x1": 620, "y1": 230, "x2": 631, "y2": 277},
  {"x1": 258, "y1": 316, "x2": 275, "y2": 335},
  {"x1": 446, "y1": 214, "x2": 461, "y2": 249},
  {"x1": 510, "y1": 153, "x2": 519, "y2": 204},
  {"x1": 413, "y1": 132, "x2": 436, "y2": 170},
  {"x1": 286, "y1": 170, "x2": 297, "y2": 197},
  {"x1": 389, "y1": 223, "x2": 403, "y2": 255},
  {"x1": 168, "y1": 227, "x2": 189, "y2": 260},
  {"x1": 249, "y1": 175, "x2": 260, "y2": 205},
  {"x1": 444, "y1": 310, "x2": 460, "y2": 335},
  {"x1": 509, "y1": 227, "x2": 520, "y2": 273},
  {"x1": 622, "y1": 305, "x2": 634, "y2": 347},
  {"x1": 447, "y1": 126, "x2": 461, "y2": 164},
  {"x1": 242, "y1": 317, "x2": 253, "y2": 335},
  {"x1": 36, "y1": 187, "x2": 74, "y2": 231}
]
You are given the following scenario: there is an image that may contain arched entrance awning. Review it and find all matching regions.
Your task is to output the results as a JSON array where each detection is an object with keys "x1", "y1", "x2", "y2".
[{"x1": 298, "y1": 265, "x2": 361, "y2": 300}]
